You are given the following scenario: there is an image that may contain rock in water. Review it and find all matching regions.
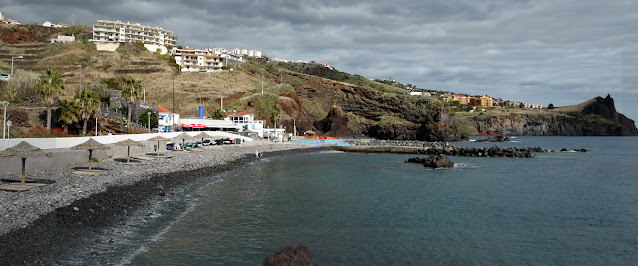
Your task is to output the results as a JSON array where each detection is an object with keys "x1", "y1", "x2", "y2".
[
  {"x1": 423, "y1": 154, "x2": 454, "y2": 168},
  {"x1": 261, "y1": 244, "x2": 323, "y2": 266}
]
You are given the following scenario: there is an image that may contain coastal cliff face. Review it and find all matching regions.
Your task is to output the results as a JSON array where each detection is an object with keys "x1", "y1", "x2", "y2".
[
  {"x1": 273, "y1": 72, "x2": 466, "y2": 141},
  {"x1": 464, "y1": 95, "x2": 638, "y2": 136}
]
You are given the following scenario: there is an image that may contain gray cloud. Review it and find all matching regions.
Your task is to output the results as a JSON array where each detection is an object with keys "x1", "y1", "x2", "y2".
[{"x1": 1, "y1": 0, "x2": 636, "y2": 119}]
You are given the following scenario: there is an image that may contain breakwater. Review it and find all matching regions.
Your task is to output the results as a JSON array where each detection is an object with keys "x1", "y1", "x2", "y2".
[{"x1": 336, "y1": 140, "x2": 548, "y2": 158}]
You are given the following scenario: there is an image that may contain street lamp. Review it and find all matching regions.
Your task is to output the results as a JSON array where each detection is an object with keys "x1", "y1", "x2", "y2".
[
  {"x1": 11, "y1": 56, "x2": 23, "y2": 77},
  {"x1": 1, "y1": 101, "x2": 8, "y2": 139},
  {"x1": 6, "y1": 120, "x2": 11, "y2": 139}
]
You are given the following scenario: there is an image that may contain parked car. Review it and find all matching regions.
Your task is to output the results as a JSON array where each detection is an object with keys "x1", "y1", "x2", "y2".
[
  {"x1": 203, "y1": 139, "x2": 211, "y2": 146},
  {"x1": 0, "y1": 74, "x2": 10, "y2": 81},
  {"x1": 184, "y1": 143, "x2": 193, "y2": 148},
  {"x1": 194, "y1": 141, "x2": 202, "y2": 147},
  {"x1": 166, "y1": 142, "x2": 175, "y2": 150},
  {"x1": 215, "y1": 138, "x2": 232, "y2": 145}
]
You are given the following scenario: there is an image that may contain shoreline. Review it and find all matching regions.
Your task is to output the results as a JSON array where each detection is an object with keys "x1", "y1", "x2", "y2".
[{"x1": 0, "y1": 143, "x2": 326, "y2": 264}]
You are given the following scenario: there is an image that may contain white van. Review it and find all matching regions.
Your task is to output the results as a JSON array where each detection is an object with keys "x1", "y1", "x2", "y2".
[{"x1": 0, "y1": 74, "x2": 10, "y2": 81}]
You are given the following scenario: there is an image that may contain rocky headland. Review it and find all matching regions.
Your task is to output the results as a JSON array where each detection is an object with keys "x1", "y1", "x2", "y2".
[{"x1": 460, "y1": 95, "x2": 638, "y2": 136}]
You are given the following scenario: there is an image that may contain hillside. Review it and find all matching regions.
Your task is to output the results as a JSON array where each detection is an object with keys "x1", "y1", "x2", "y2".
[
  {"x1": 1, "y1": 24, "x2": 635, "y2": 139},
  {"x1": 0, "y1": 24, "x2": 466, "y2": 140}
]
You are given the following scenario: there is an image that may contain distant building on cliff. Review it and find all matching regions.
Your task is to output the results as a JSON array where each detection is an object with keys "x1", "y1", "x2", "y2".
[
  {"x1": 0, "y1": 11, "x2": 20, "y2": 25},
  {"x1": 92, "y1": 19, "x2": 177, "y2": 54},
  {"x1": 43, "y1": 21, "x2": 69, "y2": 28}
]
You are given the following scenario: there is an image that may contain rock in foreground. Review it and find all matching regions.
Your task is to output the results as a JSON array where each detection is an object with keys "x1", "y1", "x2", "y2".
[{"x1": 262, "y1": 244, "x2": 323, "y2": 266}]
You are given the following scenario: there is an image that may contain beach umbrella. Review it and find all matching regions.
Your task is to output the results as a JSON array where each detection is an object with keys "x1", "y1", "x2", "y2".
[
  {"x1": 148, "y1": 135, "x2": 170, "y2": 156},
  {"x1": 71, "y1": 138, "x2": 110, "y2": 172},
  {"x1": 193, "y1": 132, "x2": 210, "y2": 146},
  {"x1": 173, "y1": 132, "x2": 192, "y2": 149},
  {"x1": 115, "y1": 139, "x2": 145, "y2": 163},
  {"x1": 0, "y1": 141, "x2": 52, "y2": 185}
]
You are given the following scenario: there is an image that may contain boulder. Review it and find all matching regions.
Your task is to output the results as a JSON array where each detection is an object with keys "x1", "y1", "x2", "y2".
[
  {"x1": 261, "y1": 244, "x2": 323, "y2": 266},
  {"x1": 423, "y1": 154, "x2": 454, "y2": 168}
]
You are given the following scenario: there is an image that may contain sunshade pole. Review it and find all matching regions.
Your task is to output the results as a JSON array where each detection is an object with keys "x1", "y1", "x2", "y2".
[
  {"x1": 88, "y1": 149, "x2": 93, "y2": 172},
  {"x1": 21, "y1": 158, "x2": 26, "y2": 185}
]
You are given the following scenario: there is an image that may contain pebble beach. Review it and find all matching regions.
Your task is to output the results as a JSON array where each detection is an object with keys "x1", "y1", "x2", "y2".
[{"x1": 0, "y1": 141, "x2": 323, "y2": 264}]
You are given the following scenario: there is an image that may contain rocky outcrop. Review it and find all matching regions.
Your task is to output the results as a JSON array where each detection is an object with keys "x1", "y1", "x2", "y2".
[
  {"x1": 464, "y1": 95, "x2": 638, "y2": 136},
  {"x1": 407, "y1": 155, "x2": 454, "y2": 168},
  {"x1": 261, "y1": 245, "x2": 323, "y2": 266},
  {"x1": 476, "y1": 136, "x2": 510, "y2": 142},
  {"x1": 336, "y1": 141, "x2": 548, "y2": 158}
]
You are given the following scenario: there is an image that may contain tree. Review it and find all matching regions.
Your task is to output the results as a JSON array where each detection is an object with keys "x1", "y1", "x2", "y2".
[
  {"x1": 57, "y1": 99, "x2": 79, "y2": 133},
  {"x1": 75, "y1": 87, "x2": 100, "y2": 135},
  {"x1": 270, "y1": 103, "x2": 282, "y2": 125},
  {"x1": 121, "y1": 76, "x2": 142, "y2": 125},
  {"x1": 208, "y1": 108, "x2": 226, "y2": 120},
  {"x1": 519, "y1": 102, "x2": 525, "y2": 108},
  {"x1": 37, "y1": 69, "x2": 65, "y2": 130},
  {"x1": 548, "y1": 103, "x2": 555, "y2": 109},
  {"x1": 139, "y1": 109, "x2": 158, "y2": 129}
]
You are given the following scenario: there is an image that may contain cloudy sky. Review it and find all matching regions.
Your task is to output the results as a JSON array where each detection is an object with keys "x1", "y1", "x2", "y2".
[{"x1": 2, "y1": 0, "x2": 637, "y2": 120}]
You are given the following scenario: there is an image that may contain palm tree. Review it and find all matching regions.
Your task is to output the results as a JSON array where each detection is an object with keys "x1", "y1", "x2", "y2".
[
  {"x1": 37, "y1": 69, "x2": 65, "y2": 130},
  {"x1": 75, "y1": 87, "x2": 100, "y2": 135},
  {"x1": 208, "y1": 108, "x2": 226, "y2": 120},
  {"x1": 121, "y1": 76, "x2": 142, "y2": 125},
  {"x1": 57, "y1": 99, "x2": 79, "y2": 133},
  {"x1": 270, "y1": 103, "x2": 282, "y2": 125}
]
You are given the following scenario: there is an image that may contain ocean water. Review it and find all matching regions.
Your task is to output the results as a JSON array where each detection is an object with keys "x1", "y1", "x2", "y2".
[{"x1": 74, "y1": 137, "x2": 638, "y2": 265}]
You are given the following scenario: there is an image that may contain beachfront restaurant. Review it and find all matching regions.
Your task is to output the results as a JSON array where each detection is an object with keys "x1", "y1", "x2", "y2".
[{"x1": 177, "y1": 118, "x2": 242, "y2": 132}]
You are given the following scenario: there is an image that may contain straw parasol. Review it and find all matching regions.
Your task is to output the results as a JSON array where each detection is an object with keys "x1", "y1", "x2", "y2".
[
  {"x1": 71, "y1": 138, "x2": 110, "y2": 172},
  {"x1": 148, "y1": 135, "x2": 170, "y2": 156},
  {"x1": 193, "y1": 132, "x2": 211, "y2": 147},
  {"x1": 0, "y1": 141, "x2": 52, "y2": 185},
  {"x1": 115, "y1": 139, "x2": 145, "y2": 163},
  {"x1": 173, "y1": 132, "x2": 192, "y2": 149}
]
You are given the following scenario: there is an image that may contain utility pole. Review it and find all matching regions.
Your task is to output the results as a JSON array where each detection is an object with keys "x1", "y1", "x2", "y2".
[
  {"x1": 95, "y1": 116, "x2": 98, "y2": 136},
  {"x1": 79, "y1": 65, "x2": 82, "y2": 90},
  {"x1": 220, "y1": 94, "x2": 224, "y2": 111},
  {"x1": 261, "y1": 70, "x2": 264, "y2": 95},
  {"x1": 11, "y1": 56, "x2": 23, "y2": 77},
  {"x1": 1, "y1": 101, "x2": 8, "y2": 139},
  {"x1": 172, "y1": 75, "x2": 175, "y2": 113}
]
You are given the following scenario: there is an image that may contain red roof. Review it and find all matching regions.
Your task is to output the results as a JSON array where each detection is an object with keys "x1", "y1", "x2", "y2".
[{"x1": 157, "y1": 104, "x2": 172, "y2": 114}]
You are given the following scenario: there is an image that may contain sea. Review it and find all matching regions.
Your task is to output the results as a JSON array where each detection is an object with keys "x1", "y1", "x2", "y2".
[{"x1": 67, "y1": 136, "x2": 638, "y2": 265}]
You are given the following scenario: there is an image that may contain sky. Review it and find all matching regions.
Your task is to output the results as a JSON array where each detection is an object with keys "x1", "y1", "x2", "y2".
[{"x1": 2, "y1": 0, "x2": 637, "y2": 121}]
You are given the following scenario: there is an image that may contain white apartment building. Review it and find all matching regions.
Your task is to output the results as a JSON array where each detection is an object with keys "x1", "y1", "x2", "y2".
[
  {"x1": 210, "y1": 47, "x2": 228, "y2": 55},
  {"x1": 92, "y1": 19, "x2": 177, "y2": 49},
  {"x1": 173, "y1": 48, "x2": 226, "y2": 72},
  {"x1": 232, "y1": 48, "x2": 262, "y2": 58}
]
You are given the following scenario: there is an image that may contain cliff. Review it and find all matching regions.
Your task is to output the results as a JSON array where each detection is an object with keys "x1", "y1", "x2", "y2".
[{"x1": 460, "y1": 95, "x2": 638, "y2": 136}]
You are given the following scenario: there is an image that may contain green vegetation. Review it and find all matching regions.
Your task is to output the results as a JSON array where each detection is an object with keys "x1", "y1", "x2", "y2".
[
  {"x1": 139, "y1": 109, "x2": 158, "y2": 129},
  {"x1": 56, "y1": 99, "x2": 79, "y2": 133},
  {"x1": 74, "y1": 87, "x2": 100, "y2": 135},
  {"x1": 58, "y1": 24, "x2": 92, "y2": 41},
  {"x1": 208, "y1": 108, "x2": 226, "y2": 119},
  {"x1": 122, "y1": 76, "x2": 142, "y2": 125},
  {"x1": 37, "y1": 69, "x2": 65, "y2": 130}
]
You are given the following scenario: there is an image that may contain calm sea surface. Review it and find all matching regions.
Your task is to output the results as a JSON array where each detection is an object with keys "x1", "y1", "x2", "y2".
[{"x1": 73, "y1": 137, "x2": 638, "y2": 265}]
